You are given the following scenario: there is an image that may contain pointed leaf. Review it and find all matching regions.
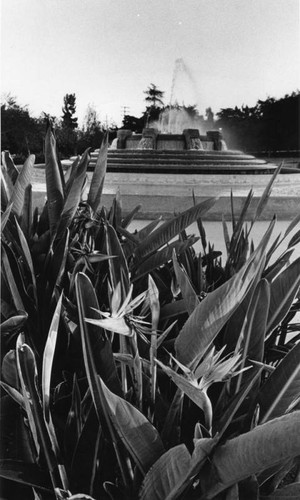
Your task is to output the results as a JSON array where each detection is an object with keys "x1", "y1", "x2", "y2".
[
  {"x1": 10, "y1": 155, "x2": 35, "y2": 217},
  {"x1": 121, "y1": 203, "x2": 142, "y2": 228},
  {"x1": 105, "y1": 223, "x2": 130, "y2": 294},
  {"x1": 15, "y1": 218, "x2": 37, "y2": 300},
  {"x1": 258, "y1": 342, "x2": 300, "y2": 423},
  {"x1": 19, "y1": 183, "x2": 33, "y2": 239},
  {"x1": 1, "y1": 246, "x2": 25, "y2": 311},
  {"x1": 175, "y1": 242, "x2": 267, "y2": 367},
  {"x1": 135, "y1": 217, "x2": 162, "y2": 241},
  {"x1": 45, "y1": 126, "x2": 64, "y2": 237},
  {"x1": 266, "y1": 257, "x2": 300, "y2": 334},
  {"x1": 87, "y1": 132, "x2": 108, "y2": 211},
  {"x1": 173, "y1": 251, "x2": 199, "y2": 314},
  {"x1": 134, "y1": 198, "x2": 217, "y2": 261},
  {"x1": 1, "y1": 151, "x2": 19, "y2": 184},
  {"x1": 1, "y1": 203, "x2": 13, "y2": 231},
  {"x1": 251, "y1": 162, "x2": 282, "y2": 224},
  {"x1": 42, "y1": 294, "x2": 63, "y2": 421},
  {"x1": 156, "y1": 359, "x2": 211, "y2": 414},
  {"x1": 133, "y1": 239, "x2": 198, "y2": 281},
  {"x1": 56, "y1": 149, "x2": 90, "y2": 238}
]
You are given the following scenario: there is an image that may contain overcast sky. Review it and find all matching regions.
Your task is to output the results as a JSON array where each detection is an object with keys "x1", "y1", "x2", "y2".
[{"x1": 1, "y1": 0, "x2": 299, "y2": 126}]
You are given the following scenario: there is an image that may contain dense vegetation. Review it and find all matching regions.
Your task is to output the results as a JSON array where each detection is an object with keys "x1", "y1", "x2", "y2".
[
  {"x1": 124, "y1": 90, "x2": 300, "y2": 153},
  {"x1": 1, "y1": 94, "x2": 113, "y2": 163},
  {"x1": 2, "y1": 89, "x2": 299, "y2": 162},
  {"x1": 1, "y1": 126, "x2": 300, "y2": 499}
]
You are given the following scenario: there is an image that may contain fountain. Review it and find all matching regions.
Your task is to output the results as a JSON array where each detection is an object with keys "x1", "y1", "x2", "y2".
[{"x1": 88, "y1": 59, "x2": 299, "y2": 175}]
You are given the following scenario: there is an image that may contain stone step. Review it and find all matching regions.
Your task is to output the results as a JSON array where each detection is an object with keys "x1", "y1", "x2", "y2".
[
  {"x1": 92, "y1": 163, "x2": 277, "y2": 175},
  {"x1": 100, "y1": 158, "x2": 266, "y2": 165},
  {"x1": 90, "y1": 150, "x2": 251, "y2": 158}
]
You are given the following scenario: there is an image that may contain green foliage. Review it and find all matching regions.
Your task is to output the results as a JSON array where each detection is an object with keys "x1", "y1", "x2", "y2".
[{"x1": 1, "y1": 128, "x2": 300, "y2": 500}]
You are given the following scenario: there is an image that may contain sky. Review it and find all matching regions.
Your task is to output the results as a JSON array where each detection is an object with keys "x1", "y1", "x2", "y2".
[{"x1": 1, "y1": 0, "x2": 300, "y2": 127}]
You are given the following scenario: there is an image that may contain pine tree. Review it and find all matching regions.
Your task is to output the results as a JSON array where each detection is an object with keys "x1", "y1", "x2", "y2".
[{"x1": 144, "y1": 83, "x2": 164, "y2": 109}]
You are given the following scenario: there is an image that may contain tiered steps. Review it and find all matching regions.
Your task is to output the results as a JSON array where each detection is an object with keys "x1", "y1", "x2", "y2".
[{"x1": 87, "y1": 149, "x2": 283, "y2": 174}]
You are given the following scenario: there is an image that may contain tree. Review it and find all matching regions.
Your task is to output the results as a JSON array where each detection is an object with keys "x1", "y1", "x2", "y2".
[
  {"x1": 58, "y1": 93, "x2": 78, "y2": 155},
  {"x1": 61, "y1": 93, "x2": 78, "y2": 130},
  {"x1": 144, "y1": 83, "x2": 165, "y2": 109},
  {"x1": 215, "y1": 92, "x2": 300, "y2": 152},
  {"x1": 122, "y1": 114, "x2": 144, "y2": 133},
  {"x1": 1, "y1": 94, "x2": 44, "y2": 159},
  {"x1": 77, "y1": 104, "x2": 104, "y2": 153},
  {"x1": 143, "y1": 83, "x2": 165, "y2": 124}
]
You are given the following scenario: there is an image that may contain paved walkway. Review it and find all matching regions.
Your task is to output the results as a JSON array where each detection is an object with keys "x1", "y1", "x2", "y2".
[{"x1": 32, "y1": 168, "x2": 300, "y2": 220}]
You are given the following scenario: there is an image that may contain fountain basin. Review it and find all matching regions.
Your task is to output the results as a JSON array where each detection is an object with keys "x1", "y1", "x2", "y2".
[{"x1": 87, "y1": 128, "x2": 299, "y2": 175}]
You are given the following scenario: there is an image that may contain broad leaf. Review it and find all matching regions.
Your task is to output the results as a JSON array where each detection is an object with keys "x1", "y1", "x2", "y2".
[
  {"x1": 175, "y1": 241, "x2": 267, "y2": 367},
  {"x1": 70, "y1": 400, "x2": 101, "y2": 496},
  {"x1": 258, "y1": 342, "x2": 300, "y2": 423},
  {"x1": 75, "y1": 272, "x2": 122, "y2": 396},
  {"x1": 99, "y1": 375, "x2": 165, "y2": 475},
  {"x1": 204, "y1": 411, "x2": 300, "y2": 499},
  {"x1": 16, "y1": 340, "x2": 60, "y2": 485},
  {"x1": 0, "y1": 311, "x2": 28, "y2": 334},
  {"x1": 261, "y1": 483, "x2": 300, "y2": 499},
  {"x1": 140, "y1": 438, "x2": 216, "y2": 500},
  {"x1": 266, "y1": 257, "x2": 300, "y2": 334},
  {"x1": 234, "y1": 279, "x2": 270, "y2": 393},
  {"x1": 139, "y1": 444, "x2": 191, "y2": 500},
  {"x1": 0, "y1": 459, "x2": 52, "y2": 492},
  {"x1": 263, "y1": 249, "x2": 294, "y2": 282}
]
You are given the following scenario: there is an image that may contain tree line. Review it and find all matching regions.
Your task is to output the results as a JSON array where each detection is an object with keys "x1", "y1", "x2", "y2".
[
  {"x1": 1, "y1": 93, "x2": 114, "y2": 163},
  {"x1": 1, "y1": 86, "x2": 299, "y2": 162},
  {"x1": 124, "y1": 84, "x2": 300, "y2": 153}
]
